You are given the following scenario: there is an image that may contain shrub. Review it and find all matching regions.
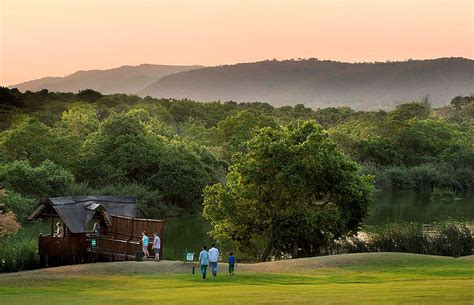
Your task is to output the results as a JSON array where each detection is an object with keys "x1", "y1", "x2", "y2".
[
  {"x1": 430, "y1": 224, "x2": 472, "y2": 257},
  {"x1": 66, "y1": 182, "x2": 93, "y2": 196},
  {"x1": 0, "y1": 222, "x2": 47, "y2": 273},
  {"x1": 0, "y1": 191, "x2": 36, "y2": 223},
  {"x1": 379, "y1": 167, "x2": 414, "y2": 189},
  {"x1": 0, "y1": 160, "x2": 74, "y2": 198},
  {"x1": 452, "y1": 168, "x2": 474, "y2": 191},
  {"x1": 408, "y1": 165, "x2": 439, "y2": 190},
  {"x1": 92, "y1": 183, "x2": 175, "y2": 219},
  {"x1": 0, "y1": 237, "x2": 39, "y2": 272},
  {"x1": 369, "y1": 223, "x2": 429, "y2": 254},
  {"x1": 334, "y1": 223, "x2": 472, "y2": 258},
  {"x1": 0, "y1": 207, "x2": 21, "y2": 238},
  {"x1": 430, "y1": 187, "x2": 456, "y2": 201}
]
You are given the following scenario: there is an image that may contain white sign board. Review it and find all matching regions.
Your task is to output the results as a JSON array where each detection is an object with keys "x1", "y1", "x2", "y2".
[{"x1": 186, "y1": 252, "x2": 195, "y2": 261}]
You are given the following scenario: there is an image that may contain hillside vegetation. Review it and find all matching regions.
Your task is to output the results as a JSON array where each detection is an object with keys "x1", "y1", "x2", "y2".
[
  {"x1": 1, "y1": 87, "x2": 473, "y2": 224},
  {"x1": 138, "y1": 58, "x2": 473, "y2": 109}
]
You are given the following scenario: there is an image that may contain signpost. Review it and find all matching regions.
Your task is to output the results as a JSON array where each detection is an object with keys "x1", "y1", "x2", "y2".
[
  {"x1": 184, "y1": 248, "x2": 196, "y2": 274},
  {"x1": 91, "y1": 238, "x2": 97, "y2": 248},
  {"x1": 89, "y1": 236, "x2": 98, "y2": 262},
  {"x1": 186, "y1": 252, "x2": 195, "y2": 261}
]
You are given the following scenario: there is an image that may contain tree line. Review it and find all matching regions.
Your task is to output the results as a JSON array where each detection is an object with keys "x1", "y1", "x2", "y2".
[{"x1": 0, "y1": 87, "x2": 473, "y2": 258}]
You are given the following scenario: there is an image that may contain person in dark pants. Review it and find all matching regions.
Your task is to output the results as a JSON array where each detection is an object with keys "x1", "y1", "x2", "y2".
[
  {"x1": 153, "y1": 232, "x2": 161, "y2": 261},
  {"x1": 199, "y1": 245, "x2": 209, "y2": 279},
  {"x1": 228, "y1": 252, "x2": 236, "y2": 276}
]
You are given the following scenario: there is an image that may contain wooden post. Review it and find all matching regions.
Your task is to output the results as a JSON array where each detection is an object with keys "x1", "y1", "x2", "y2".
[
  {"x1": 130, "y1": 217, "x2": 134, "y2": 237},
  {"x1": 161, "y1": 221, "x2": 166, "y2": 259},
  {"x1": 50, "y1": 216, "x2": 54, "y2": 235}
]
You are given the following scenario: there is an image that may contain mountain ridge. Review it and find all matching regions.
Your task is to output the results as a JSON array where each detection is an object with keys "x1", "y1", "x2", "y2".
[
  {"x1": 9, "y1": 64, "x2": 204, "y2": 94},
  {"x1": 137, "y1": 57, "x2": 473, "y2": 109},
  {"x1": 9, "y1": 58, "x2": 473, "y2": 109}
]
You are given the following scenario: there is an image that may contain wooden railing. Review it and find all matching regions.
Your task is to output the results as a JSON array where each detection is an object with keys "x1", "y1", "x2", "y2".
[
  {"x1": 95, "y1": 236, "x2": 142, "y2": 259},
  {"x1": 38, "y1": 234, "x2": 88, "y2": 266}
]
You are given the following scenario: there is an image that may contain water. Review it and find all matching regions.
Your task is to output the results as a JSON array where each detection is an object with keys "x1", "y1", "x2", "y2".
[
  {"x1": 364, "y1": 191, "x2": 474, "y2": 227},
  {"x1": 163, "y1": 191, "x2": 474, "y2": 260}
]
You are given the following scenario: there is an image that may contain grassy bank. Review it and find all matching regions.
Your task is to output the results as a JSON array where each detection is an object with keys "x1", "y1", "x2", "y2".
[{"x1": 0, "y1": 253, "x2": 472, "y2": 304}]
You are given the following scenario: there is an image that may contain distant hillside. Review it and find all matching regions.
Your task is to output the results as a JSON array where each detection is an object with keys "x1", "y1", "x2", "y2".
[
  {"x1": 10, "y1": 64, "x2": 203, "y2": 94},
  {"x1": 138, "y1": 58, "x2": 473, "y2": 109}
]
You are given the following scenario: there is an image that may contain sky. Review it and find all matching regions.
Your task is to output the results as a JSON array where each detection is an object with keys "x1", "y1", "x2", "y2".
[{"x1": 0, "y1": 0, "x2": 472, "y2": 85}]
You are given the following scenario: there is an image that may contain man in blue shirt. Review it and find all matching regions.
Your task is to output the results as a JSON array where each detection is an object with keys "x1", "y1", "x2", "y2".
[{"x1": 199, "y1": 245, "x2": 209, "y2": 279}]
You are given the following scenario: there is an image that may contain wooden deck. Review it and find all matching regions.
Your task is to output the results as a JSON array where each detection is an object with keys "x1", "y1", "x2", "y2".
[{"x1": 38, "y1": 215, "x2": 165, "y2": 267}]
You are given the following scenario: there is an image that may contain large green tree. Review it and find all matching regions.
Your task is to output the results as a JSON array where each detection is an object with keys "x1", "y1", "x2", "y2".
[
  {"x1": 203, "y1": 121, "x2": 373, "y2": 261},
  {"x1": 217, "y1": 109, "x2": 277, "y2": 160}
]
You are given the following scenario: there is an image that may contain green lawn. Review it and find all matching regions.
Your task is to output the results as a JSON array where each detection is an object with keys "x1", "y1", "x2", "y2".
[{"x1": 0, "y1": 253, "x2": 472, "y2": 304}]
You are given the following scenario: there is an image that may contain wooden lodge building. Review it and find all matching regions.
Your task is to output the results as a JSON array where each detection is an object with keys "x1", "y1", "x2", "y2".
[{"x1": 28, "y1": 196, "x2": 165, "y2": 267}]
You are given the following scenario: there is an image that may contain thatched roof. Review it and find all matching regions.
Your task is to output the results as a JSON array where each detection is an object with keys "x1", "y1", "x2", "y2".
[{"x1": 29, "y1": 196, "x2": 137, "y2": 233}]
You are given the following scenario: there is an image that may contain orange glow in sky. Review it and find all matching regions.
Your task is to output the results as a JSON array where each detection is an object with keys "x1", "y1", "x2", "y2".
[{"x1": 1, "y1": 0, "x2": 472, "y2": 85}]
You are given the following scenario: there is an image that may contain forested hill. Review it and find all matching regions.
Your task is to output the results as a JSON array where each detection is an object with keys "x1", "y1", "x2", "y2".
[
  {"x1": 9, "y1": 64, "x2": 203, "y2": 94},
  {"x1": 138, "y1": 58, "x2": 473, "y2": 109}
]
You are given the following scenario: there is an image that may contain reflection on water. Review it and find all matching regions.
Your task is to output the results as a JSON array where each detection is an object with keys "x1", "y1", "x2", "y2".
[
  {"x1": 364, "y1": 191, "x2": 474, "y2": 227},
  {"x1": 164, "y1": 191, "x2": 474, "y2": 260},
  {"x1": 163, "y1": 214, "x2": 214, "y2": 260}
]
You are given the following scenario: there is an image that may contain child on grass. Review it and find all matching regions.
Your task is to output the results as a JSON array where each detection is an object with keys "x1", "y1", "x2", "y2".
[{"x1": 228, "y1": 252, "x2": 236, "y2": 276}]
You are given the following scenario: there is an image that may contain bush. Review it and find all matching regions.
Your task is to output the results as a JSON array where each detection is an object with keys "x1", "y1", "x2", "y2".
[
  {"x1": 0, "y1": 208, "x2": 21, "y2": 238},
  {"x1": 66, "y1": 182, "x2": 94, "y2": 196},
  {"x1": 369, "y1": 223, "x2": 429, "y2": 254},
  {"x1": 379, "y1": 167, "x2": 414, "y2": 189},
  {"x1": 0, "y1": 237, "x2": 38, "y2": 272},
  {"x1": 0, "y1": 191, "x2": 36, "y2": 223},
  {"x1": 430, "y1": 224, "x2": 472, "y2": 257},
  {"x1": 0, "y1": 160, "x2": 74, "y2": 198},
  {"x1": 334, "y1": 223, "x2": 472, "y2": 258},
  {"x1": 408, "y1": 165, "x2": 439, "y2": 190},
  {"x1": 0, "y1": 222, "x2": 46, "y2": 273},
  {"x1": 430, "y1": 187, "x2": 456, "y2": 201},
  {"x1": 92, "y1": 183, "x2": 176, "y2": 219}
]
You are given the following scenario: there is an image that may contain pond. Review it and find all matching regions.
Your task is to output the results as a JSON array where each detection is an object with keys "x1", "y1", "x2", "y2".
[{"x1": 163, "y1": 191, "x2": 474, "y2": 260}]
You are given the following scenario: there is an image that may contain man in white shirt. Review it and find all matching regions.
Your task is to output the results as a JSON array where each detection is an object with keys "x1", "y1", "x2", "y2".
[{"x1": 208, "y1": 243, "x2": 219, "y2": 277}]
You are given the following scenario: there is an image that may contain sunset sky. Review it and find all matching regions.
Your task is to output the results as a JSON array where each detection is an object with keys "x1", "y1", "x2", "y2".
[{"x1": 0, "y1": 0, "x2": 472, "y2": 85}]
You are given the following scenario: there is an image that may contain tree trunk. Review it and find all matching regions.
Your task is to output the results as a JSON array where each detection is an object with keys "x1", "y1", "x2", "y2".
[{"x1": 260, "y1": 242, "x2": 273, "y2": 262}]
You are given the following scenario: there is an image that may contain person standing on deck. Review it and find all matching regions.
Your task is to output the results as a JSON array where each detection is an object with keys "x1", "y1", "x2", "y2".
[
  {"x1": 142, "y1": 231, "x2": 150, "y2": 258},
  {"x1": 54, "y1": 222, "x2": 64, "y2": 237},
  {"x1": 93, "y1": 223, "x2": 100, "y2": 236},
  {"x1": 153, "y1": 232, "x2": 161, "y2": 261},
  {"x1": 199, "y1": 245, "x2": 209, "y2": 279},
  {"x1": 209, "y1": 243, "x2": 219, "y2": 277}
]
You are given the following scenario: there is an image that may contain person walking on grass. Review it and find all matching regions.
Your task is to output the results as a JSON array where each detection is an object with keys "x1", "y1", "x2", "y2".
[
  {"x1": 142, "y1": 231, "x2": 150, "y2": 258},
  {"x1": 199, "y1": 245, "x2": 209, "y2": 279},
  {"x1": 153, "y1": 232, "x2": 161, "y2": 261},
  {"x1": 209, "y1": 243, "x2": 219, "y2": 277},
  {"x1": 228, "y1": 252, "x2": 236, "y2": 276}
]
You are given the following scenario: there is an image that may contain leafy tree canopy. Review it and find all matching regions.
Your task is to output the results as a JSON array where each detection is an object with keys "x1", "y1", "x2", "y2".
[{"x1": 203, "y1": 120, "x2": 373, "y2": 260}]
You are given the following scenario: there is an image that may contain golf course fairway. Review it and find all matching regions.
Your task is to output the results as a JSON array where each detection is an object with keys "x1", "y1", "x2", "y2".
[{"x1": 0, "y1": 253, "x2": 472, "y2": 304}]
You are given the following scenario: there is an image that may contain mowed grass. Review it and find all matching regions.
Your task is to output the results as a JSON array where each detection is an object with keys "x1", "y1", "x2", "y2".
[{"x1": 0, "y1": 253, "x2": 472, "y2": 304}]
